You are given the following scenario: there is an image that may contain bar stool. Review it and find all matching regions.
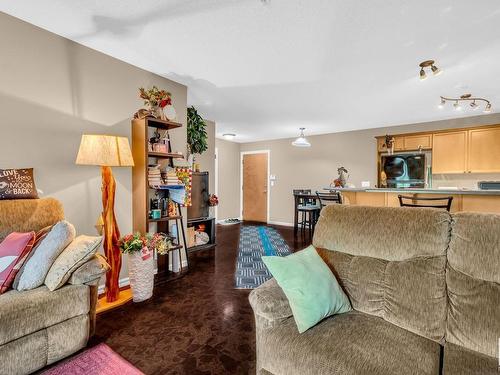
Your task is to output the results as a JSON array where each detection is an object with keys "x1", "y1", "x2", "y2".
[
  {"x1": 293, "y1": 189, "x2": 320, "y2": 238},
  {"x1": 398, "y1": 195, "x2": 453, "y2": 211}
]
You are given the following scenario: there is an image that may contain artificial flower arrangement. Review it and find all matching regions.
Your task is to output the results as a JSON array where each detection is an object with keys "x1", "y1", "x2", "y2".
[
  {"x1": 136, "y1": 86, "x2": 177, "y2": 121},
  {"x1": 119, "y1": 232, "x2": 174, "y2": 258},
  {"x1": 139, "y1": 86, "x2": 172, "y2": 109},
  {"x1": 208, "y1": 194, "x2": 219, "y2": 207}
]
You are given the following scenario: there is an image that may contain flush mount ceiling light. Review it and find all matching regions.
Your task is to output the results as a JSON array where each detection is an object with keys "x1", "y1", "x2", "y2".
[
  {"x1": 419, "y1": 60, "x2": 442, "y2": 80},
  {"x1": 292, "y1": 128, "x2": 311, "y2": 147},
  {"x1": 222, "y1": 133, "x2": 236, "y2": 140},
  {"x1": 438, "y1": 94, "x2": 492, "y2": 113}
]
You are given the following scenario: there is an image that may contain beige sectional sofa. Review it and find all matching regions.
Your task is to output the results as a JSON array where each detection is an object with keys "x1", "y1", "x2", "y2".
[
  {"x1": 0, "y1": 198, "x2": 106, "y2": 375},
  {"x1": 250, "y1": 205, "x2": 500, "y2": 374}
]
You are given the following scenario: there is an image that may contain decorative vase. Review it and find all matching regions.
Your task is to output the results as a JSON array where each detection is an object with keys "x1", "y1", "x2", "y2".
[
  {"x1": 127, "y1": 248, "x2": 154, "y2": 302},
  {"x1": 163, "y1": 105, "x2": 177, "y2": 121}
]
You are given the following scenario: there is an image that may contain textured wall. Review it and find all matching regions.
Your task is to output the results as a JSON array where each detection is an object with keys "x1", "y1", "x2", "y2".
[{"x1": 0, "y1": 13, "x2": 187, "y2": 281}]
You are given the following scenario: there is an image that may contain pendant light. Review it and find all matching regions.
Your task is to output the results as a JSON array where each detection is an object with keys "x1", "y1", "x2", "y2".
[{"x1": 292, "y1": 128, "x2": 311, "y2": 147}]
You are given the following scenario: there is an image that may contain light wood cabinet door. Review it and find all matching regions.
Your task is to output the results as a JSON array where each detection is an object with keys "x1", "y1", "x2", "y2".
[
  {"x1": 404, "y1": 134, "x2": 432, "y2": 150},
  {"x1": 432, "y1": 131, "x2": 468, "y2": 174},
  {"x1": 467, "y1": 128, "x2": 500, "y2": 173},
  {"x1": 462, "y1": 195, "x2": 500, "y2": 213},
  {"x1": 354, "y1": 192, "x2": 386, "y2": 206},
  {"x1": 377, "y1": 136, "x2": 404, "y2": 152}
]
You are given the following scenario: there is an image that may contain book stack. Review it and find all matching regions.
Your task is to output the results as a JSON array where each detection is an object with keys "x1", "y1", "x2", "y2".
[
  {"x1": 148, "y1": 165, "x2": 162, "y2": 187},
  {"x1": 164, "y1": 168, "x2": 181, "y2": 186}
]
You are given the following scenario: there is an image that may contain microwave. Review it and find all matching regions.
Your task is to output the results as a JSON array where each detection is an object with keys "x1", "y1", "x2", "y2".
[{"x1": 380, "y1": 153, "x2": 426, "y2": 188}]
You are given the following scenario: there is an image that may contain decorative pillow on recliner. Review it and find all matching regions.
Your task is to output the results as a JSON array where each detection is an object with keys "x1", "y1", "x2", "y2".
[
  {"x1": 0, "y1": 232, "x2": 35, "y2": 294},
  {"x1": 0, "y1": 168, "x2": 39, "y2": 200},
  {"x1": 263, "y1": 245, "x2": 352, "y2": 333},
  {"x1": 45, "y1": 235, "x2": 102, "y2": 291},
  {"x1": 16, "y1": 220, "x2": 75, "y2": 291}
]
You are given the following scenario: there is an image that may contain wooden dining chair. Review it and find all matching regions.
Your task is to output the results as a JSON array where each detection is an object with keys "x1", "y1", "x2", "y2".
[
  {"x1": 397, "y1": 195, "x2": 453, "y2": 212},
  {"x1": 316, "y1": 191, "x2": 343, "y2": 207}
]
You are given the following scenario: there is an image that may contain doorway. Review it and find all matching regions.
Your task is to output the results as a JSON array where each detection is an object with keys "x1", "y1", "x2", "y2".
[{"x1": 241, "y1": 151, "x2": 269, "y2": 223}]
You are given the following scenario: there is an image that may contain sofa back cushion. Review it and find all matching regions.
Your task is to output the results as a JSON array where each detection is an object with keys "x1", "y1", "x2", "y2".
[
  {"x1": 447, "y1": 212, "x2": 500, "y2": 358},
  {"x1": 313, "y1": 205, "x2": 451, "y2": 342},
  {"x1": 0, "y1": 198, "x2": 64, "y2": 242}
]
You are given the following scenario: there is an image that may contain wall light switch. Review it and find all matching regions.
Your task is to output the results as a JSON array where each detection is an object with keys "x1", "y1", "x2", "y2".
[{"x1": 361, "y1": 181, "x2": 371, "y2": 188}]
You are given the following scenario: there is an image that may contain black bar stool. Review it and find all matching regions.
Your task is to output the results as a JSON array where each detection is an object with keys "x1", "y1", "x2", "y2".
[
  {"x1": 398, "y1": 195, "x2": 453, "y2": 211},
  {"x1": 293, "y1": 189, "x2": 320, "y2": 238}
]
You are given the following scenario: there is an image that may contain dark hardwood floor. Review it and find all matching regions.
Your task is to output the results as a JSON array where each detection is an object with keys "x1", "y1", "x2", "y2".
[{"x1": 91, "y1": 223, "x2": 310, "y2": 375}]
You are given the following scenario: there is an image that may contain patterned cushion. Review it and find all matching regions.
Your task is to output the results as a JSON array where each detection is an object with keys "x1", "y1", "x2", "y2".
[
  {"x1": 11, "y1": 225, "x2": 52, "y2": 289},
  {"x1": 0, "y1": 168, "x2": 38, "y2": 200},
  {"x1": 16, "y1": 221, "x2": 75, "y2": 291},
  {"x1": 68, "y1": 253, "x2": 110, "y2": 285},
  {"x1": 45, "y1": 235, "x2": 102, "y2": 291},
  {"x1": 0, "y1": 232, "x2": 35, "y2": 294}
]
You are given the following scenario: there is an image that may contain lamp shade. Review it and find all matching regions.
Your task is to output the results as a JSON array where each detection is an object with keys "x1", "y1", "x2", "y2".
[{"x1": 76, "y1": 134, "x2": 134, "y2": 167}]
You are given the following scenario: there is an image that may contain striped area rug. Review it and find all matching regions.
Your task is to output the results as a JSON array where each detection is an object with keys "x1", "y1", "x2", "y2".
[{"x1": 235, "y1": 226, "x2": 291, "y2": 289}]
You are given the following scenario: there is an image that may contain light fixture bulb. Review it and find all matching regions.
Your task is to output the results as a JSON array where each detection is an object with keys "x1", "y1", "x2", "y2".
[
  {"x1": 222, "y1": 133, "x2": 236, "y2": 141},
  {"x1": 431, "y1": 65, "x2": 442, "y2": 76},
  {"x1": 484, "y1": 103, "x2": 492, "y2": 113},
  {"x1": 419, "y1": 68, "x2": 427, "y2": 80},
  {"x1": 438, "y1": 98, "x2": 446, "y2": 109},
  {"x1": 470, "y1": 101, "x2": 479, "y2": 110},
  {"x1": 292, "y1": 128, "x2": 311, "y2": 147},
  {"x1": 453, "y1": 101, "x2": 462, "y2": 111}
]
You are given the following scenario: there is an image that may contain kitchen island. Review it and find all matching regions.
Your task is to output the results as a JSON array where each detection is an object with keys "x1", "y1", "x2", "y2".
[{"x1": 324, "y1": 187, "x2": 500, "y2": 213}]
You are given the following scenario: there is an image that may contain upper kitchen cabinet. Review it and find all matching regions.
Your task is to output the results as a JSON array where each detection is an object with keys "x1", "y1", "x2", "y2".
[
  {"x1": 467, "y1": 127, "x2": 500, "y2": 173},
  {"x1": 403, "y1": 134, "x2": 432, "y2": 150},
  {"x1": 376, "y1": 134, "x2": 428, "y2": 152},
  {"x1": 432, "y1": 131, "x2": 468, "y2": 174}
]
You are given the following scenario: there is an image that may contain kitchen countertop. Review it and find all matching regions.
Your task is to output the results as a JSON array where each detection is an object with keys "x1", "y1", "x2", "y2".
[{"x1": 323, "y1": 187, "x2": 500, "y2": 196}]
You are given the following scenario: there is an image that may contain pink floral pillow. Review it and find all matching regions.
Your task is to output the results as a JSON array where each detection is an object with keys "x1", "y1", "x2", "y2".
[{"x1": 0, "y1": 232, "x2": 35, "y2": 294}]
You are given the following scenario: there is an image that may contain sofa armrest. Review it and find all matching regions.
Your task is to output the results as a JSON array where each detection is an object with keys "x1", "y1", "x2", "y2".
[
  {"x1": 68, "y1": 254, "x2": 110, "y2": 286},
  {"x1": 249, "y1": 278, "x2": 293, "y2": 329}
]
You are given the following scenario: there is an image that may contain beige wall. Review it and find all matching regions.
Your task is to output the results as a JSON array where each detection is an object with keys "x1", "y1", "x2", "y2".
[
  {"x1": 240, "y1": 113, "x2": 500, "y2": 225},
  {"x1": 196, "y1": 119, "x2": 216, "y2": 195},
  {"x1": 215, "y1": 138, "x2": 241, "y2": 220},
  {"x1": 0, "y1": 13, "x2": 187, "y2": 282}
]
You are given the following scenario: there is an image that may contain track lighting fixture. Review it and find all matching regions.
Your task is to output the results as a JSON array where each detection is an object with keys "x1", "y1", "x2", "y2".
[
  {"x1": 292, "y1": 128, "x2": 311, "y2": 147},
  {"x1": 419, "y1": 60, "x2": 442, "y2": 80},
  {"x1": 439, "y1": 94, "x2": 492, "y2": 114}
]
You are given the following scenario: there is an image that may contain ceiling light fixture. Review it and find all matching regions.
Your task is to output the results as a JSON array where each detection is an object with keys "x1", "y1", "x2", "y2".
[
  {"x1": 222, "y1": 133, "x2": 236, "y2": 141},
  {"x1": 419, "y1": 60, "x2": 442, "y2": 80},
  {"x1": 438, "y1": 94, "x2": 492, "y2": 113},
  {"x1": 292, "y1": 128, "x2": 311, "y2": 147}
]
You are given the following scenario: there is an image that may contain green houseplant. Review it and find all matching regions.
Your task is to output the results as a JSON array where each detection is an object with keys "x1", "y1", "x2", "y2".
[{"x1": 187, "y1": 106, "x2": 208, "y2": 160}]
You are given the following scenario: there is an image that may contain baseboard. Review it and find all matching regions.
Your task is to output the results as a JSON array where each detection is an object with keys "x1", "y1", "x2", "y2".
[
  {"x1": 267, "y1": 220, "x2": 294, "y2": 227},
  {"x1": 97, "y1": 260, "x2": 189, "y2": 294}
]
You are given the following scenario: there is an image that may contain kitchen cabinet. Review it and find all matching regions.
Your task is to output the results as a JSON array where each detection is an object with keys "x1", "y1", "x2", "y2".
[
  {"x1": 462, "y1": 195, "x2": 500, "y2": 214},
  {"x1": 354, "y1": 192, "x2": 386, "y2": 206},
  {"x1": 377, "y1": 136, "x2": 404, "y2": 152},
  {"x1": 403, "y1": 134, "x2": 432, "y2": 150},
  {"x1": 467, "y1": 128, "x2": 500, "y2": 173},
  {"x1": 432, "y1": 131, "x2": 468, "y2": 174}
]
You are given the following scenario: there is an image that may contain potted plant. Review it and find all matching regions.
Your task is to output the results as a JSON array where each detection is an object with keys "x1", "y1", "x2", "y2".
[
  {"x1": 139, "y1": 86, "x2": 176, "y2": 121},
  {"x1": 119, "y1": 233, "x2": 155, "y2": 302},
  {"x1": 187, "y1": 106, "x2": 208, "y2": 168}
]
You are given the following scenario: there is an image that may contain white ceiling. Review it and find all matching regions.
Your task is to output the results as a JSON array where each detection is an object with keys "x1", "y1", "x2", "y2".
[{"x1": 2, "y1": 0, "x2": 500, "y2": 142}]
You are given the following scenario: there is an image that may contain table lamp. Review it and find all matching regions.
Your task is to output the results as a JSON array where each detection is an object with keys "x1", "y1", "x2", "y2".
[{"x1": 76, "y1": 134, "x2": 134, "y2": 303}]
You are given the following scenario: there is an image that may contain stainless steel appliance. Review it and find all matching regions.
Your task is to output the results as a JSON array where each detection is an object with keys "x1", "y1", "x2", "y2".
[{"x1": 380, "y1": 153, "x2": 426, "y2": 188}]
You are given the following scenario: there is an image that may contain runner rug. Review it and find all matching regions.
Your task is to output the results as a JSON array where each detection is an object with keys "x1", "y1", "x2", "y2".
[{"x1": 235, "y1": 226, "x2": 291, "y2": 289}]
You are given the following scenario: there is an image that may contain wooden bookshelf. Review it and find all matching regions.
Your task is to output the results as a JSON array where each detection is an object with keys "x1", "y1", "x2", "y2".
[{"x1": 132, "y1": 116, "x2": 188, "y2": 284}]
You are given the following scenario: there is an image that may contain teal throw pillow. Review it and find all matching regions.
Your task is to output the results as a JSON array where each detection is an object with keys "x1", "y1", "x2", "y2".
[{"x1": 262, "y1": 245, "x2": 351, "y2": 333}]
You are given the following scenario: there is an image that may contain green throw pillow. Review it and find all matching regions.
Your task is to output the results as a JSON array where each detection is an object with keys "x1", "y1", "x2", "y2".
[{"x1": 262, "y1": 245, "x2": 351, "y2": 333}]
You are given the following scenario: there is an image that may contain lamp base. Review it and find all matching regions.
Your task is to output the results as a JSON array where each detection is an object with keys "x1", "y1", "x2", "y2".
[{"x1": 101, "y1": 166, "x2": 122, "y2": 303}]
